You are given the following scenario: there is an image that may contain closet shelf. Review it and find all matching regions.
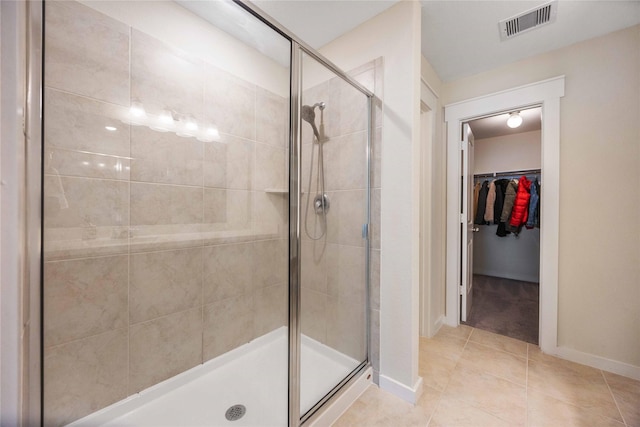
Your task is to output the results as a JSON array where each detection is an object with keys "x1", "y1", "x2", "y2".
[{"x1": 474, "y1": 168, "x2": 541, "y2": 179}]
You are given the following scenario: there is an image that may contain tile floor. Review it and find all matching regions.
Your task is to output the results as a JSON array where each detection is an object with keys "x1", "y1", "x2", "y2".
[{"x1": 334, "y1": 325, "x2": 640, "y2": 427}]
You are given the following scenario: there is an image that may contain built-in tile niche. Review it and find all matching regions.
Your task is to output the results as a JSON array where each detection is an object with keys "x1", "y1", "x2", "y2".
[{"x1": 42, "y1": 1, "x2": 288, "y2": 425}]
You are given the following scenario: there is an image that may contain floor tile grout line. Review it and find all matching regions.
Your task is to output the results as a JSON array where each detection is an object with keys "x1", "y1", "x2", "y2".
[
  {"x1": 424, "y1": 387, "x2": 444, "y2": 427},
  {"x1": 601, "y1": 369, "x2": 628, "y2": 427},
  {"x1": 424, "y1": 327, "x2": 473, "y2": 426},
  {"x1": 527, "y1": 384, "x2": 628, "y2": 426},
  {"x1": 461, "y1": 327, "x2": 531, "y2": 425},
  {"x1": 467, "y1": 338, "x2": 529, "y2": 359}
]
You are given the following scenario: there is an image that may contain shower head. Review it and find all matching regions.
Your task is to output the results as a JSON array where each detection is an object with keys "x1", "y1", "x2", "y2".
[{"x1": 301, "y1": 104, "x2": 320, "y2": 140}]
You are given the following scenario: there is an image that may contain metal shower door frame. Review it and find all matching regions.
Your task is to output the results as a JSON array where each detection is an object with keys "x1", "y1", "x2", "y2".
[{"x1": 24, "y1": 1, "x2": 374, "y2": 426}]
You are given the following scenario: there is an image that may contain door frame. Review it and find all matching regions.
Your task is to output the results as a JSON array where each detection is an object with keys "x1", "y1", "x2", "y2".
[
  {"x1": 444, "y1": 76, "x2": 564, "y2": 354},
  {"x1": 460, "y1": 124, "x2": 474, "y2": 323},
  {"x1": 419, "y1": 78, "x2": 439, "y2": 337}
]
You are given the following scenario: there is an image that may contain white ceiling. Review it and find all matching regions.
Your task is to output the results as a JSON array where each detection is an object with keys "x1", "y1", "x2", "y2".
[
  {"x1": 469, "y1": 107, "x2": 541, "y2": 140},
  {"x1": 422, "y1": 0, "x2": 640, "y2": 82},
  {"x1": 256, "y1": 0, "x2": 640, "y2": 82},
  {"x1": 252, "y1": 0, "x2": 399, "y2": 48}
]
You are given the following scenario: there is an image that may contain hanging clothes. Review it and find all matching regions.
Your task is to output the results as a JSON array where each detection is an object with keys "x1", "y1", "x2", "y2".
[
  {"x1": 484, "y1": 181, "x2": 497, "y2": 223},
  {"x1": 493, "y1": 179, "x2": 509, "y2": 225},
  {"x1": 508, "y1": 176, "x2": 532, "y2": 233},
  {"x1": 474, "y1": 180, "x2": 489, "y2": 225},
  {"x1": 526, "y1": 179, "x2": 540, "y2": 229},
  {"x1": 535, "y1": 180, "x2": 541, "y2": 227},
  {"x1": 497, "y1": 179, "x2": 518, "y2": 237},
  {"x1": 473, "y1": 182, "x2": 481, "y2": 219}
]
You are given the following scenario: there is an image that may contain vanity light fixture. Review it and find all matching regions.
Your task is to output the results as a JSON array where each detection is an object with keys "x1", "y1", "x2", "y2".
[
  {"x1": 507, "y1": 111, "x2": 523, "y2": 128},
  {"x1": 105, "y1": 126, "x2": 117, "y2": 132}
]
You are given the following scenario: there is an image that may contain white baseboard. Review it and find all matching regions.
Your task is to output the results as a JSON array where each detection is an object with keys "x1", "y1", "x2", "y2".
[
  {"x1": 443, "y1": 314, "x2": 457, "y2": 327},
  {"x1": 550, "y1": 345, "x2": 640, "y2": 381},
  {"x1": 431, "y1": 315, "x2": 444, "y2": 337},
  {"x1": 379, "y1": 374, "x2": 423, "y2": 404}
]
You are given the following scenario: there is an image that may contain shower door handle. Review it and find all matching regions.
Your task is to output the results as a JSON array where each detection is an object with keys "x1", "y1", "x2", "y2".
[{"x1": 362, "y1": 223, "x2": 369, "y2": 239}]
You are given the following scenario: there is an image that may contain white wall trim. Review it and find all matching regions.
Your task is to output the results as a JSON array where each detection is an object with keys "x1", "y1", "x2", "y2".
[
  {"x1": 551, "y1": 346, "x2": 640, "y2": 381},
  {"x1": 419, "y1": 80, "x2": 438, "y2": 338},
  {"x1": 379, "y1": 374, "x2": 423, "y2": 405},
  {"x1": 444, "y1": 76, "x2": 565, "y2": 356}
]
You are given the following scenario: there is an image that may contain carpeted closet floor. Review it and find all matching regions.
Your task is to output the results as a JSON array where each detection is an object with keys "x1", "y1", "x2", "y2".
[{"x1": 464, "y1": 274, "x2": 539, "y2": 344}]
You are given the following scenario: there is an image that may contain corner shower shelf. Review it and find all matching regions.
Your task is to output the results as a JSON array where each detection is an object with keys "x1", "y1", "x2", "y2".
[
  {"x1": 264, "y1": 189, "x2": 305, "y2": 194},
  {"x1": 264, "y1": 188, "x2": 287, "y2": 194}
]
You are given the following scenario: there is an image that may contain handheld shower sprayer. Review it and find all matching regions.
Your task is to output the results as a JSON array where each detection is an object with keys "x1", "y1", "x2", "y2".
[
  {"x1": 302, "y1": 101, "x2": 329, "y2": 240},
  {"x1": 301, "y1": 102, "x2": 326, "y2": 141}
]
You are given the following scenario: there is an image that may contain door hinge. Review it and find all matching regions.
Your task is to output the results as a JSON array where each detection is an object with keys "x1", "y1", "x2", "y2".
[
  {"x1": 460, "y1": 213, "x2": 465, "y2": 224},
  {"x1": 460, "y1": 140, "x2": 467, "y2": 151},
  {"x1": 459, "y1": 285, "x2": 464, "y2": 295}
]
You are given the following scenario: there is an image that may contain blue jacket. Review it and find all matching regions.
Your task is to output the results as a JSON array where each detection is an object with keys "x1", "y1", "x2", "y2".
[{"x1": 526, "y1": 179, "x2": 540, "y2": 229}]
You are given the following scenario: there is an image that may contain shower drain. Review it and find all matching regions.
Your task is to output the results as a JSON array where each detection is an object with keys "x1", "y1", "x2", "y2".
[{"x1": 225, "y1": 404, "x2": 246, "y2": 421}]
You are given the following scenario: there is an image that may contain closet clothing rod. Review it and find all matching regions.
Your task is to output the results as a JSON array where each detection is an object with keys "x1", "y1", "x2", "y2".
[{"x1": 474, "y1": 168, "x2": 541, "y2": 179}]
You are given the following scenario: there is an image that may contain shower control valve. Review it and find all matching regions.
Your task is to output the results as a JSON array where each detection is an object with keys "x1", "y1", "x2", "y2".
[{"x1": 313, "y1": 193, "x2": 330, "y2": 215}]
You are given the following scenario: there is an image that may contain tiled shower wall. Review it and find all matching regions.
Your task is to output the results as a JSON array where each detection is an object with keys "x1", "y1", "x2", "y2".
[
  {"x1": 300, "y1": 58, "x2": 383, "y2": 378},
  {"x1": 42, "y1": 2, "x2": 287, "y2": 425}
]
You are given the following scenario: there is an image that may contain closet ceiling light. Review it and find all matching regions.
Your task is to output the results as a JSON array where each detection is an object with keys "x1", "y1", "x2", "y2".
[{"x1": 507, "y1": 112, "x2": 523, "y2": 128}]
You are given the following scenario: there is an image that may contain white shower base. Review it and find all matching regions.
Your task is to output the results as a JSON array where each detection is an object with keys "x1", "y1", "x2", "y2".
[{"x1": 69, "y1": 327, "x2": 366, "y2": 427}]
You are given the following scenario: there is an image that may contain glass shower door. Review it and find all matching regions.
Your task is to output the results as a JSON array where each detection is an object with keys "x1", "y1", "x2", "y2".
[{"x1": 298, "y1": 50, "x2": 371, "y2": 420}]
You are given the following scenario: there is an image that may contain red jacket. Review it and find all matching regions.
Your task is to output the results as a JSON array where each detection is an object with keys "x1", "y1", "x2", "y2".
[{"x1": 509, "y1": 176, "x2": 531, "y2": 228}]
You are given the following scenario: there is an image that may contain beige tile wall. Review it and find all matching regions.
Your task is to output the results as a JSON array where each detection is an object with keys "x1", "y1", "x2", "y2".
[{"x1": 42, "y1": 2, "x2": 288, "y2": 425}]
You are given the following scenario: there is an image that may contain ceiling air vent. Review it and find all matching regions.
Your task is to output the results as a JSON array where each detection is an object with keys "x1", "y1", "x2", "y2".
[{"x1": 499, "y1": 0, "x2": 557, "y2": 41}]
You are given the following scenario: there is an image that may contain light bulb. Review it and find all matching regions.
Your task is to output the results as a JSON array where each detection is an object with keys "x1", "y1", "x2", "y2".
[
  {"x1": 105, "y1": 125, "x2": 117, "y2": 132},
  {"x1": 507, "y1": 112, "x2": 523, "y2": 128},
  {"x1": 151, "y1": 109, "x2": 174, "y2": 132},
  {"x1": 176, "y1": 116, "x2": 198, "y2": 138},
  {"x1": 198, "y1": 125, "x2": 220, "y2": 142},
  {"x1": 159, "y1": 110, "x2": 173, "y2": 124},
  {"x1": 185, "y1": 118, "x2": 198, "y2": 132},
  {"x1": 128, "y1": 101, "x2": 147, "y2": 126},
  {"x1": 129, "y1": 102, "x2": 146, "y2": 118}
]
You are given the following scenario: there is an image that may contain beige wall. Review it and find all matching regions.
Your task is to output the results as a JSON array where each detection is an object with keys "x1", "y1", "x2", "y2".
[
  {"x1": 442, "y1": 25, "x2": 640, "y2": 368},
  {"x1": 474, "y1": 130, "x2": 542, "y2": 175},
  {"x1": 320, "y1": 1, "x2": 423, "y2": 395}
]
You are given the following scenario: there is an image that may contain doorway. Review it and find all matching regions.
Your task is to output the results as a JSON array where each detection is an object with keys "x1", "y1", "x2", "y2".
[
  {"x1": 462, "y1": 108, "x2": 542, "y2": 344},
  {"x1": 443, "y1": 76, "x2": 564, "y2": 354}
]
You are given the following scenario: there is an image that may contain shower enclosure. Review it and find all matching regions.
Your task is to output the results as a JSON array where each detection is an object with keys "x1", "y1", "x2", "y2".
[{"x1": 34, "y1": 0, "x2": 372, "y2": 426}]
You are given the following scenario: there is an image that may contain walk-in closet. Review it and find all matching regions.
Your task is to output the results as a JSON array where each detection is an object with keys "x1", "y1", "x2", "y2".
[{"x1": 465, "y1": 107, "x2": 542, "y2": 344}]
